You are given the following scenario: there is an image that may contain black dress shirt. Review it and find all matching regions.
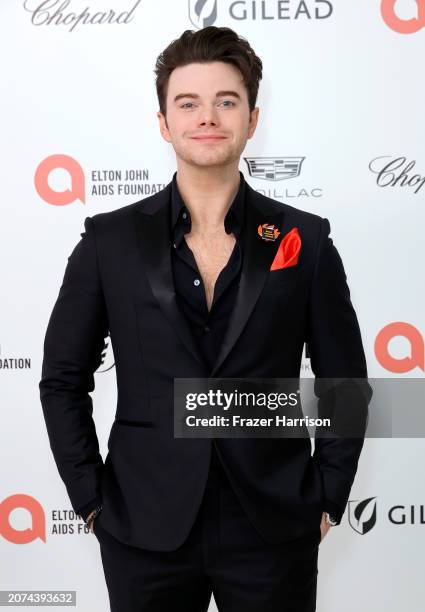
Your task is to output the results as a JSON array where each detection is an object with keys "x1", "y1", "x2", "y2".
[
  {"x1": 170, "y1": 170, "x2": 246, "y2": 477},
  {"x1": 170, "y1": 170, "x2": 246, "y2": 373}
]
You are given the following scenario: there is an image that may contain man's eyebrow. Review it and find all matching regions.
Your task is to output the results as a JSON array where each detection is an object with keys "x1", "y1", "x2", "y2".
[{"x1": 173, "y1": 90, "x2": 241, "y2": 103}]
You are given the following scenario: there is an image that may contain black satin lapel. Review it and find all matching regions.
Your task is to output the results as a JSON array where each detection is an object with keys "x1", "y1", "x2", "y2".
[
  {"x1": 133, "y1": 195, "x2": 206, "y2": 369},
  {"x1": 210, "y1": 196, "x2": 285, "y2": 378}
]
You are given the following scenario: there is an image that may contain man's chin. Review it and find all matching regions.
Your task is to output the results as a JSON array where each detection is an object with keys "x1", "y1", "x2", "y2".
[{"x1": 178, "y1": 153, "x2": 237, "y2": 169}]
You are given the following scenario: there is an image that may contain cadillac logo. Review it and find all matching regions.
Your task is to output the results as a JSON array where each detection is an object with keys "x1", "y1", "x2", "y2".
[{"x1": 245, "y1": 157, "x2": 305, "y2": 181}]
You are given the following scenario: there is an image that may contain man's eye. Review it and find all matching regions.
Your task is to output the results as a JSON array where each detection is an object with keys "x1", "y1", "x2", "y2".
[{"x1": 180, "y1": 100, "x2": 235, "y2": 109}]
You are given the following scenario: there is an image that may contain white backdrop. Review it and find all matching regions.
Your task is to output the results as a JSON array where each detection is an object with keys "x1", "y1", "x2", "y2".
[{"x1": 1, "y1": 1, "x2": 424, "y2": 610}]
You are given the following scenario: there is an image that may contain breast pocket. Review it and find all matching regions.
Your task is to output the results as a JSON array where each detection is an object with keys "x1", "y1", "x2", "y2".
[{"x1": 266, "y1": 265, "x2": 303, "y2": 295}]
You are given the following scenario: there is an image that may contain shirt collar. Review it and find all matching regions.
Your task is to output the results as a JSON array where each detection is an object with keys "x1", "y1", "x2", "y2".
[{"x1": 170, "y1": 170, "x2": 246, "y2": 244}]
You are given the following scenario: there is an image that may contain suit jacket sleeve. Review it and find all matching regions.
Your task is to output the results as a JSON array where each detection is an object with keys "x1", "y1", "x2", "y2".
[
  {"x1": 39, "y1": 216, "x2": 109, "y2": 516},
  {"x1": 307, "y1": 217, "x2": 372, "y2": 525}
]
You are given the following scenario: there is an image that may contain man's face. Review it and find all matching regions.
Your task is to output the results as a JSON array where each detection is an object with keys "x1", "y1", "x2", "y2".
[{"x1": 157, "y1": 61, "x2": 259, "y2": 169}]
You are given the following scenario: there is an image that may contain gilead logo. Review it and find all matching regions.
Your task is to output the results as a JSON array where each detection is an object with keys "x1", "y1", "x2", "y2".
[
  {"x1": 381, "y1": 0, "x2": 425, "y2": 34},
  {"x1": 348, "y1": 497, "x2": 377, "y2": 535},
  {"x1": 34, "y1": 154, "x2": 85, "y2": 205},
  {"x1": 375, "y1": 322, "x2": 424, "y2": 373},
  {"x1": 0, "y1": 494, "x2": 46, "y2": 544}
]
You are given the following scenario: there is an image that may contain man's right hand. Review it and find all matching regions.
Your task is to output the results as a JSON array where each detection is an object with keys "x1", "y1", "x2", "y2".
[{"x1": 86, "y1": 509, "x2": 98, "y2": 533}]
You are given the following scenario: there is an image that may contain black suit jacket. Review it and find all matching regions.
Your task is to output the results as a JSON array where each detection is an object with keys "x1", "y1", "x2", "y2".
[{"x1": 39, "y1": 176, "x2": 372, "y2": 551}]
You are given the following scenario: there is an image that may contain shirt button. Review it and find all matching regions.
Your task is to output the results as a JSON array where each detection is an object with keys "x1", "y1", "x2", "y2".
[
  {"x1": 204, "y1": 325, "x2": 211, "y2": 332},
  {"x1": 182, "y1": 212, "x2": 187, "y2": 219},
  {"x1": 173, "y1": 242, "x2": 176, "y2": 248},
  {"x1": 193, "y1": 279, "x2": 200, "y2": 286}
]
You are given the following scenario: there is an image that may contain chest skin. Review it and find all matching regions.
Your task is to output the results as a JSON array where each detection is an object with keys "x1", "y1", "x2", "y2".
[{"x1": 184, "y1": 230, "x2": 237, "y2": 312}]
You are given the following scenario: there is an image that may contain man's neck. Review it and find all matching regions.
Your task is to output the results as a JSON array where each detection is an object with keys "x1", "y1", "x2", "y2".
[{"x1": 175, "y1": 164, "x2": 241, "y2": 235}]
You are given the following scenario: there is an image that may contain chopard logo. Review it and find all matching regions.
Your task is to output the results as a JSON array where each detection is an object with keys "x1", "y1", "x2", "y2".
[
  {"x1": 369, "y1": 156, "x2": 425, "y2": 195},
  {"x1": 23, "y1": 0, "x2": 142, "y2": 33}
]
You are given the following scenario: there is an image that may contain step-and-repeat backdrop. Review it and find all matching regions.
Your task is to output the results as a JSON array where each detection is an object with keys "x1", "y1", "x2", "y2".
[{"x1": 1, "y1": 1, "x2": 424, "y2": 611}]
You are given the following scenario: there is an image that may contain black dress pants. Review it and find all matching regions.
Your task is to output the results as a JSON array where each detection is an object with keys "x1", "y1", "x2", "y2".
[{"x1": 93, "y1": 445, "x2": 321, "y2": 612}]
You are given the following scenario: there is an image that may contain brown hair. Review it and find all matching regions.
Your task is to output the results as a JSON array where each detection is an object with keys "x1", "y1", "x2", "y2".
[{"x1": 154, "y1": 26, "x2": 263, "y2": 119}]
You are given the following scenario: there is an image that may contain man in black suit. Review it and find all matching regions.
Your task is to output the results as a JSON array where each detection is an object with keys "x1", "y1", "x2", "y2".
[{"x1": 40, "y1": 26, "x2": 371, "y2": 612}]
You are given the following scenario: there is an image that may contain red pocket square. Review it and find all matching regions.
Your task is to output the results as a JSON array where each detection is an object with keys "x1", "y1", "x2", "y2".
[{"x1": 270, "y1": 227, "x2": 301, "y2": 271}]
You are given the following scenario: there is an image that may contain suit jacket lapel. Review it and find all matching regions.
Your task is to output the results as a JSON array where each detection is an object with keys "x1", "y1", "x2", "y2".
[
  {"x1": 133, "y1": 178, "x2": 286, "y2": 377},
  {"x1": 133, "y1": 183, "x2": 207, "y2": 369},
  {"x1": 210, "y1": 183, "x2": 285, "y2": 376}
]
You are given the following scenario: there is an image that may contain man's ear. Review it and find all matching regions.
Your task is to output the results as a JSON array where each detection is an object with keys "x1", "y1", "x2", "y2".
[
  {"x1": 157, "y1": 111, "x2": 171, "y2": 143},
  {"x1": 247, "y1": 107, "x2": 259, "y2": 139}
]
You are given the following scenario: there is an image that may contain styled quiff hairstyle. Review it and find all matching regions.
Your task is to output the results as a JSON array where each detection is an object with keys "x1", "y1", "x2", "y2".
[{"x1": 154, "y1": 26, "x2": 263, "y2": 119}]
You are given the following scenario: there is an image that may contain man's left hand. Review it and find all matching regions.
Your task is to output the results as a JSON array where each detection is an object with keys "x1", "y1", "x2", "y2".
[{"x1": 320, "y1": 512, "x2": 332, "y2": 542}]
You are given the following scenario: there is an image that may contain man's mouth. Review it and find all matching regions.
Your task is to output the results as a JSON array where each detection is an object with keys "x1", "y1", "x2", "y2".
[{"x1": 191, "y1": 136, "x2": 227, "y2": 141}]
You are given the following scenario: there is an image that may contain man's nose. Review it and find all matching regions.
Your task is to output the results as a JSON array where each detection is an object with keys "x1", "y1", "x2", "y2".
[{"x1": 198, "y1": 107, "x2": 220, "y2": 126}]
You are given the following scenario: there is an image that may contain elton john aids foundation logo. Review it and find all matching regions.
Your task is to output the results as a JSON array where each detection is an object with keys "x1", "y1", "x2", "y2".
[
  {"x1": 0, "y1": 494, "x2": 46, "y2": 544},
  {"x1": 34, "y1": 154, "x2": 85, "y2": 206},
  {"x1": 381, "y1": 0, "x2": 425, "y2": 34},
  {"x1": 375, "y1": 322, "x2": 424, "y2": 373}
]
